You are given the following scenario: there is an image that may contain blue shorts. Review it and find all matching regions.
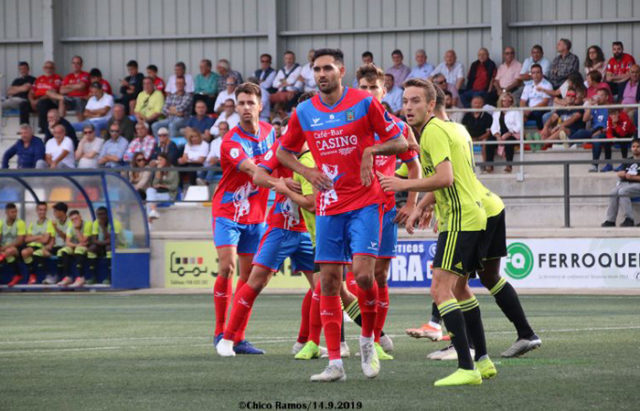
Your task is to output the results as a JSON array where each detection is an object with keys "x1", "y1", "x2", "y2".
[
  {"x1": 253, "y1": 227, "x2": 315, "y2": 273},
  {"x1": 378, "y1": 207, "x2": 398, "y2": 259},
  {"x1": 212, "y1": 217, "x2": 265, "y2": 255},
  {"x1": 315, "y1": 203, "x2": 383, "y2": 264}
]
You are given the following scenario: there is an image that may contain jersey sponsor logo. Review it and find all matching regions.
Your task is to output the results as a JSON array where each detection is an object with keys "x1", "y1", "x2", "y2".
[
  {"x1": 311, "y1": 117, "x2": 322, "y2": 127},
  {"x1": 313, "y1": 128, "x2": 358, "y2": 156},
  {"x1": 230, "y1": 148, "x2": 240, "y2": 159}
]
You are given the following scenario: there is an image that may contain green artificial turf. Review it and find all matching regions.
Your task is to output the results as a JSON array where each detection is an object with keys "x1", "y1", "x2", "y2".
[{"x1": 1, "y1": 294, "x2": 639, "y2": 410}]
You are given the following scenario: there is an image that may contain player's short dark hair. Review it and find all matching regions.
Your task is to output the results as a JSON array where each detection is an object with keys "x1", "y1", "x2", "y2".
[
  {"x1": 313, "y1": 48, "x2": 344, "y2": 64},
  {"x1": 18, "y1": 61, "x2": 29, "y2": 68},
  {"x1": 5, "y1": 202, "x2": 16, "y2": 210},
  {"x1": 146, "y1": 64, "x2": 158, "y2": 73},
  {"x1": 403, "y1": 78, "x2": 437, "y2": 103},
  {"x1": 613, "y1": 41, "x2": 624, "y2": 49},
  {"x1": 89, "y1": 68, "x2": 102, "y2": 77},
  {"x1": 298, "y1": 91, "x2": 316, "y2": 104},
  {"x1": 362, "y1": 51, "x2": 373, "y2": 60},
  {"x1": 356, "y1": 63, "x2": 384, "y2": 83},
  {"x1": 235, "y1": 82, "x2": 262, "y2": 99},
  {"x1": 434, "y1": 85, "x2": 445, "y2": 109},
  {"x1": 36, "y1": 201, "x2": 47, "y2": 208},
  {"x1": 391, "y1": 49, "x2": 403, "y2": 58},
  {"x1": 175, "y1": 61, "x2": 186, "y2": 70},
  {"x1": 126, "y1": 60, "x2": 138, "y2": 68},
  {"x1": 69, "y1": 210, "x2": 80, "y2": 217},
  {"x1": 530, "y1": 63, "x2": 542, "y2": 72},
  {"x1": 53, "y1": 202, "x2": 68, "y2": 213}
]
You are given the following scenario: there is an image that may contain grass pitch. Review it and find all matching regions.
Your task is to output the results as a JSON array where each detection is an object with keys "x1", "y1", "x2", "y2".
[{"x1": 1, "y1": 293, "x2": 639, "y2": 410}]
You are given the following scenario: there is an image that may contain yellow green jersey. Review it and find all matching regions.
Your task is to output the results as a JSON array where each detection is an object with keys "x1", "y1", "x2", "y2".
[
  {"x1": 92, "y1": 219, "x2": 126, "y2": 246},
  {"x1": 419, "y1": 117, "x2": 486, "y2": 232},
  {"x1": 1, "y1": 218, "x2": 26, "y2": 246},
  {"x1": 293, "y1": 151, "x2": 316, "y2": 246},
  {"x1": 66, "y1": 220, "x2": 93, "y2": 244},
  {"x1": 53, "y1": 218, "x2": 72, "y2": 247},
  {"x1": 27, "y1": 218, "x2": 55, "y2": 246}
]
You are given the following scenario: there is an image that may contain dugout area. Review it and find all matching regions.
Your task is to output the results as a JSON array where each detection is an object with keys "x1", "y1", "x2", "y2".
[{"x1": 0, "y1": 170, "x2": 150, "y2": 290}]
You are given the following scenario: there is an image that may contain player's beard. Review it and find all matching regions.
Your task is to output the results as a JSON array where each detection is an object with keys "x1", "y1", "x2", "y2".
[{"x1": 318, "y1": 78, "x2": 339, "y2": 94}]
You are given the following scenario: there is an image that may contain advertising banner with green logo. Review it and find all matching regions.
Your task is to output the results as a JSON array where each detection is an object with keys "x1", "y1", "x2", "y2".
[
  {"x1": 502, "y1": 238, "x2": 640, "y2": 288},
  {"x1": 164, "y1": 242, "x2": 309, "y2": 289}
]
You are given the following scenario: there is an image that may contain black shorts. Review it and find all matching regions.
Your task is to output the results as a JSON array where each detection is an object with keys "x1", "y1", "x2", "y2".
[
  {"x1": 432, "y1": 230, "x2": 484, "y2": 277},
  {"x1": 479, "y1": 211, "x2": 507, "y2": 261}
]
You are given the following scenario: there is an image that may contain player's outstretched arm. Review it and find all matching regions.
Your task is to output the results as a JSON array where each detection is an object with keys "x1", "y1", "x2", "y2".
[
  {"x1": 276, "y1": 146, "x2": 332, "y2": 191},
  {"x1": 377, "y1": 160, "x2": 453, "y2": 193},
  {"x1": 271, "y1": 178, "x2": 315, "y2": 213},
  {"x1": 394, "y1": 158, "x2": 421, "y2": 225},
  {"x1": 361, "y1": 137, "x2": 409, "y2": 186}
]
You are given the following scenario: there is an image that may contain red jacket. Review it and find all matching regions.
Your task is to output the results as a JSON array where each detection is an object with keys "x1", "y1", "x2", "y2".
[{"x1": 607, "y1": 111, "x2": 637, "y2": 138}]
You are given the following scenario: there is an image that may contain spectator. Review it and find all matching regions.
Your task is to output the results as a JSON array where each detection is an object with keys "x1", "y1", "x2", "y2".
[
  {"x1": 270, "y1": 51, "x2": 303, "y2": 111},
  {"x1": 193, "y1": 59, "x2": 219, "y2": 112},
  {"x1": 177, "y1": 129, "x2": 208, "y2": 186},
  {"x1": 444, "y1": 90, "x2": 463, "y2": 123},
  {"x1": 213, "y1": 76, "x2": 238, "y2": 113},
  {"x1": 124, "y1": 122, "x2": 156, "y2": 162},
  {"x1": 407, "y1": 49, "x2": 434, "y2": 80},
  {"x1": 255, "y1": 53, "x2": 276, "y2": 93},
  {"x1": 89, "y1": 68, "x2": 113, "y2": 95},
  {"x1": 352, "y1": 51, "x2": 375, "y2": 88},
  {"x1": 203, "y1": 123, "x2": 227, "y2": 184},
  {"x1": 493, "y1": 46, "x2": 523, "y2": 100},
  {"x1": 585, "y1": 70, "x2": 613, "y2": 104},
  {"x1": 386, "y1": 49, "x2": 411, "y2": 87},
  {"x1": 462, "y1": 95, "x2": 493, "y2": 169},
  {"x1": 151, "y1": 77, "x2": 193, "y2": 139},
  {"x1": 617, "y1": 64, "x2": 640, "y2": 118},
  {"x1": 0, "y1": 203, "x2": 26, "y2": 287},
  {"x1": 46, "y1": 55, "x2": 89, "y2": 119},
  {"x1": 210, "y1": 99, "x2": 239, "y2": 138},
  {"x1": 44, "y1": 108, "x2": 78, "y2": 147},
  {"x1": 490, "y1": 92, "x2": 522, "y2": 173},
  {"x1": 584, "y1": 45, "x2": 606, "y2": 78},
  {"x1": 605, "y1": 41, "x2": 636, "y2": 96},
  {"x1": 2, "y1": 124, "x2": 46, "y2": 169},
  {"x1": 134, "y1": 77, "x2": 165, "y2": 126},
  {"x1": 607, "y1": 108, "x2": 637, "y2": 171},
  {"x1": 520, "y1": 64, "x2": 552, "y2": 130},
  {"x1": 72, "y1": 82, "x2": 114, "y2": 136},
  {"x1": 44, "y1": 124, "x2": 76, "y2": 168},
  {"x1": 549, "y1": 38, "x2": 580, "y2": 89},
  {"x1": 146, "y1": 153, "x2": 179, "y2": 222},
  {"x1": 298, "y1": 49, "x2": 317, "y2": 93},
  {"x1": 570, "y1": 88, "x2": 610, "y2": 172},
  {"x1": 215, "y1": 59, "x2": 243, "y2": 94},
  {"x1": 97, "y1": 124, "x2": 128, "y2": 168},
  {"x1": 272, "y1": 120, "x2": 282, "y2": 139},
  {"x1": 117, "y1": 60, "x2": 144, "y2": 114},
  {"x1": 432, "y1": 73, "x2": 461, "y2": 107},
  {"x1": 381, "y1": 73, "x2": 403, "y2": 115},
  {"x1": 538, "y1": 71, "x2": 585, "y2": 104},
  {"x1": 106, "y1": 104, "x2": 136, "y2": 141},
  {"x1": 165, "y1": 61, "x2": 195, "y2": 94},
  {"x1": 146, "y1": 64, "x2": 165, "y2": 94},
  {"x1": 2, "y1": 61, "x2": 35, "y2": 116},
  {"x1": 185, "y1": 100, "x2": 215, "y2": 141},
  {"x1": 602, "y1": 138, "x2": 640, "y2": 227},
  {"x1": 430, "y1": 50, "x2": 465, "y2": 90},
  {"x1": 128, "y1": 153, "x2": 152, "y2": 200},
  {"x1": 460, "y1": 47, "x2": 497, "y2": 107},
  {"x1": 540, "y1": 89, "x2": 584, "y2": 146},
  {"x1": 27, "y1": 61, "x2": 62, "y2": 133},
  {"x1": 518, "y1": 45, "x2": 551, "y2": 86},
  {"x1": 75, "y1": 123, "x2": 104, "y2": 168},
  {"x1": 150, "y1": 127, "x2": 179, "y2": 166}
]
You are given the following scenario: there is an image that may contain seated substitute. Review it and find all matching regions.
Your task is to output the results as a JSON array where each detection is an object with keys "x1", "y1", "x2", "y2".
[
  {"x1": 21, "y1": 201, "x2": 55, "y2": 285},
  {"x1": 57, "y1": 210, "x2": 93, "y2": 287},
  {"x1": 1, "y1": 203, "x2": 27, "y2": 287}
]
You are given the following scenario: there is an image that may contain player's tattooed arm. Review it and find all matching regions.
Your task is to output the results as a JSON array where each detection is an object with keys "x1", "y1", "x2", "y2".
[
  {"x1": 276, "y1": 146, "x2": 332, "y2": 191},
  {"x1": 377, "y1": 160, "x2": 453, "y2": 193}
]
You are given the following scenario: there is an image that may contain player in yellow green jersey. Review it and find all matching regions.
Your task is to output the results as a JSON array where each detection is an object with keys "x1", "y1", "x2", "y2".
[
  {"x1": 377, "y1": 78, "x2": 490, "y2": 386},
  {"x1": 88, "y1": 206, "x2": 124, "y2": 285},
  {"x1": 57, "y1": 210, "x2": 93, "y2": 287},
  {"x1": 21, "y1": 202, "x2": 55, "y2": 285},
  {"x1": 2, "y1": 203, "x2": 27, "y2": 287},
  {"x1": 44, "y1": 202, "x2": 72, "y2": 284}
]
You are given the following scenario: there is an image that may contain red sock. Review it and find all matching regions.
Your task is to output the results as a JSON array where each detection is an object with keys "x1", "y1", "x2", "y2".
[
  {"x1": 373, "y1": 284, "x2": 389, "y2": 342},
  {"x1": 308, "y1": 281, "x2": 322, "y2": 345},
  {"x1": 320, "y1": 295, "x2": 342, "y2": 360},
  {"x1": 357, "y1": 281, "x2": 379, "y2": 338},
  {"x1": 233, "y1": 278, "x2": 250, "y2": 343},
  {"x1": 213, "y1": 276, "x2": 231, "y2": 335},
  {"x1": 297, "y1": 289, "x2": 313, "y2": 344},
  {"x1": 235, "y1": 278, "x2": 247, "y2": 294},
  {"x1": 223, "y1": 284, "x2": 259, "y2": 341},
  {"x1": 345, "y1": 271, "x2": 358, "y2": 295}
]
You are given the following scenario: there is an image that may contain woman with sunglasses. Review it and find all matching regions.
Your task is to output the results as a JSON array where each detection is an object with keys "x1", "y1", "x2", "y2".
[{"x1": 128, "y1": 152, "x2": 152, "y2": 200}]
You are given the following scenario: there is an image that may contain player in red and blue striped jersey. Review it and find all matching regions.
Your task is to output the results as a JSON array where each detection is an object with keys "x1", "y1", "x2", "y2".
[{"x1": 276, "y1": 48, "x2": 408, "y2": 382}]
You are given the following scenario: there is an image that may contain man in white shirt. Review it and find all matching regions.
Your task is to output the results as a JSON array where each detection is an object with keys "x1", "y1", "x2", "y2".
[
  {"x1": 298, "y1": 49, "x2": 317, "y2": 93},
  {"x1": 44, "y1": 124, "x2": 75, "y2": 168},
  {"x1": 73, "y1": 82, "x2": 114, "y2": 136},
  {"x1": 165, "y1": 62, "x2": 195, "y2": 94},
  {"x1": 255, "y1": 54, "x2": 276, "y2": 93},
  {"x1": 520, "y1": 64, "x2": 552, "y2": 130},
  {"x1": 213, "y1": 77, "x2": 238, "y2": 113},
  {"x1": 430, "y1": 50, "x2": 465, "y2": 90},
  {"x1": 210, "y1": 99, "x2": 240, "y2": 138},
  {"x1": 381, "y1": 73, "x2": 403, "y2": 115},
  {"x1": 518, "y1": 44, "x2": 551, "y2": 87},
  {"x1": 270, "y1": 50, "x2": 303, "y2": 110},
  {"x1": 407, "y1": 49, "x2": 434, "y2": 80}
]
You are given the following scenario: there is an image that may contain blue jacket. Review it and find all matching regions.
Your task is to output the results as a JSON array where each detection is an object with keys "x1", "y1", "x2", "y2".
[{"x1": 2, "y1": 136, "x2": 45, "y2": 168}]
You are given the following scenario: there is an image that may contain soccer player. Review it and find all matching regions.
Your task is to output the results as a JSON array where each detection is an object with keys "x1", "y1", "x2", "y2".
[
  {"x1": 377, "y1": 78, "x2": 493, "y2": 386},
  {"x1": 57, "y1": 210, "x2": 93, "y2": 287},
  {"x1": 1, "y1": 203, "x2": 27, "y2": 287},
  {"x1": 216, "y1": 137, "x2": 316, "y2": 357},
  {"x1": 211, "y1": 82, "x2": 276, "y2": 354},
  {"x1": 355, "y1": 63, "x2": 421, "y2": 360},
  {"x1": 45, "y1": 202, "x2": 71, "y2": 285},
  {"x1": 276, "y1": 48, "x2": 408, "y2": 382},
  {"x1": 87, "y1": 206, "x2": 123, "y2": 285},
  {"x1": 21, "y1": 202, "x2": 55, "y2": 285}
]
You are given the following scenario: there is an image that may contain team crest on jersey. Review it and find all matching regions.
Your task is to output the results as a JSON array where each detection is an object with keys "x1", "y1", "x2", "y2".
[
  {"x1": 264, "y1": 150, "x2": 273, "y2": 161},
  {"x1": 230, "y1": 148, "x2": 240, "y2": 159},
  {"x1": 346, "y1": 110, "x2": 355, "y2": 122}
]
